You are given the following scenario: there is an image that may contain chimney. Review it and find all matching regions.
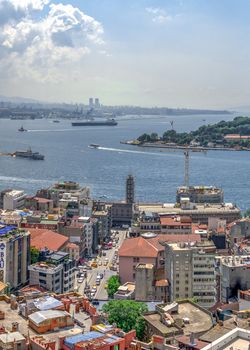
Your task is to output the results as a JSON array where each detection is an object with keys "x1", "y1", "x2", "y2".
[
  {"x1": 11, "y1": 322, "x2": 19, "y2": 332},
  {"x1": 189, "y1": 333, "x2": 196, "y2": 346}
]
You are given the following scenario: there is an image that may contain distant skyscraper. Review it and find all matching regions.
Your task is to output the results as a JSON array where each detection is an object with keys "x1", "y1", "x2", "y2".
[
  {"x1": 89, "y1": 98, "x2": 93, "y2": 107},
  {"x1": 95, "y1": 98, "x2": 100, "y2": 108},
  {"x1": 126, "y1": 175, "x2": 135, "y2": 204}
]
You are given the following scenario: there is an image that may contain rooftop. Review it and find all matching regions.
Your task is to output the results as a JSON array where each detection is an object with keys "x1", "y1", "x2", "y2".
[
  {"x1": 143, "y1": 301, "x2": 213, "y2": 337},
  {"x1": 202, "y1": 328, "x2": 250, "y2": 350},
  {"x1": 139, "y1": 203, "x2": 240, "y2": 215},
  {"x1": 29, "y1": 228, "x2": 68, "y2": 251},
  {"x1": 119, "y1": 234, "x2": 201, "y2": 258},
  {"x1": 29, "y1": 310, "x2": 70, "y2": 325},
  {"x1": 0, "y1": 332, "x2": 25, "y2": 343}
]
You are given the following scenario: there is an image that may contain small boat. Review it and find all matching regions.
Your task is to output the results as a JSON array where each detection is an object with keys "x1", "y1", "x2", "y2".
[
  {"x1": 53, "y1": 120, "x2": 60, "y2": 123},
  {"x1": 89, "y1": 144, "x2": 100, "y2": 149},
  {"x1": 18, "y1": 126, "x2": 27, "y2": 132}
]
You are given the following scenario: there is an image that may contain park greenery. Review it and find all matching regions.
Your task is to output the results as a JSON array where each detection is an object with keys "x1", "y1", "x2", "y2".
[
  {"x1": 107, "y1": 275, "x2": 120, "y2": 298},
  {"x1": 137, "y1": 116, "x2": 250, "y2": 148},
  {"x1": 102, "y1": 300, "x2": 148, "y2": 340}
]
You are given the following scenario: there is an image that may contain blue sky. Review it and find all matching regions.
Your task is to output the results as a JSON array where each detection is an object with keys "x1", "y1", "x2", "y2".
[{"x1": 0, "y1": 0, "x2": 250, "y2": 108}]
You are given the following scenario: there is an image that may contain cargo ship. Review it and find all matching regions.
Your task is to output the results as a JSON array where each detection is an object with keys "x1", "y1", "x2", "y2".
[
  {"x1": 72, "y1": 119, "x2": 117, "y2": 127},
  {"x1": 15, "y1": 147, "x2": 44, "y2": 160}
]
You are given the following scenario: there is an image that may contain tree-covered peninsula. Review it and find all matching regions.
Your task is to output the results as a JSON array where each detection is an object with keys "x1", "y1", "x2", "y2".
[{"x1": 136, "y1": 116, "x2": 250, "y2": 149}]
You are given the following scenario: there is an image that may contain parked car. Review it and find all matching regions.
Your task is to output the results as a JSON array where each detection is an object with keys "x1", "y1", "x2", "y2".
[
  {"x1": 96, "y1": 279, "x2": 100, "y2": 285},
  {"x1": 77, "y1": 278, "x2": 84, "y2": 283}
]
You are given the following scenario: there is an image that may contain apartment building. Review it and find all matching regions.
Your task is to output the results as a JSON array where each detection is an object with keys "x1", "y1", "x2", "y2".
[
  {"x1": 3, "y1": 190, "x2": 27, "y2": 210},
  {"x1": 118, "y1": 233, "x2": 201, "y2": 284},
  {"x1": 0, "y1": 224, "x2": 30, "y2": 289},
  {"x1": 217, "y1": 255, "x2": 250, "y2": 302},
  {"x1": 165, "y1": 241, "x2": 216, "y2": 308},
  {"x1": 29, "y1": 251, "x2": 75, "y2": 293},
  {"x1": 78, "y1": 216, "x2": 93, "y2": 255}
]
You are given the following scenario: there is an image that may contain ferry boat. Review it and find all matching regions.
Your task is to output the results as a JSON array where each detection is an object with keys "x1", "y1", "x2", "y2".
[
  {"x1": 72, "y1": 118, "x2": 117, "y2": 127},
  {"x1": 89, "y1": 144, "x2": 100, "y2": 149},
  {"x1": 15, "y1": 147, "x2": 45, "y2": 160},
  {"x1": 18, "y1": 126, "x2": 27, "y2": 132}
]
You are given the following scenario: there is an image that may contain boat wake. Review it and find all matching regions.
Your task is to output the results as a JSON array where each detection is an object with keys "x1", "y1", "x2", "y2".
[{"x1": 97, "y1": 146, "x2": 180, "y2": 157}]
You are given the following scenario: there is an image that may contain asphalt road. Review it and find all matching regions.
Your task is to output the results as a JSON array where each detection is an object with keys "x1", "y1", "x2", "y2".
[{"x1": 76, "y1": 229, "x2": 127, "y2": 300}]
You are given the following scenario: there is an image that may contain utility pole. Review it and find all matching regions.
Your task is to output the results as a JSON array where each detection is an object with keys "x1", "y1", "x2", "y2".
[{"x1": 184, "y1": 150, "x2": 189, "y2": 187}]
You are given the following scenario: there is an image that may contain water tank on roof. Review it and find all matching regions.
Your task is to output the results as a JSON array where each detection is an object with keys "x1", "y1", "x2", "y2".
[{"x1": 141, "y1": 232, "x2": 158, "y2": 239}]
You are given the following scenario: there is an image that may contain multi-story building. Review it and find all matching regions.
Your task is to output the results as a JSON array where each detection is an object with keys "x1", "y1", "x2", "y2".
[
  {"x1": 36, "y1": 181, "x2": 90, "y2": 207},
  {"x1": 25, "y1": 196, "x2": 53, "y2": 212},
  {"x1": 165, "y1": 241, "x2": 216, "y2": 308},
  {"x1": 138, "y1": 202, "x2": 240, "y2": 224},
  {"x1": 78, "y1": 216, "x2": 93, "y2": 256},
  {"x1": 228, "y1": 218, "x2": 250, "y2": 249},
  {"x1": 92, "y1": 202, "x2": 112, "y2": 243},
  {"x1": 176, "y1": 186, "x2": 224, "y2": 204},
  {"x1": 217, "y1": 255, "x2": 250, "y2": 302},
  {"x1": 29, "y1": 251, "x2": 75, "y2": 293},
  {"x1": 3, "y1": 190, "x2": 27, "y2": 210},
  {"x1": 118, "y1": 233, "x2": 201, "y2": 284},
  {"x1": 0, "y1": 224, "x2": 30, "y2": 289},
  {"x1": 135, "y1": 264, "x2": 168, "y2": 302},
  {"x1": 58, "y1": 217, "x2": 86, "y2": 257}
]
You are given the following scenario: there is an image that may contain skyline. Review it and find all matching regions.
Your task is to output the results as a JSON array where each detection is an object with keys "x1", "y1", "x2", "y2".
[{"x1": 0, "y1": 0, "x2": 250, "y2": 108}]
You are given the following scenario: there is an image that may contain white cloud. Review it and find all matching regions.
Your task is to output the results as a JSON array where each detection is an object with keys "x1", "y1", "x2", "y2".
[
  {"x1": 0, "y1": 0, "x2": 105, "y2": 81},
  {"x1": 146, "y1": 7, "x2": 172, "y2": 24}
]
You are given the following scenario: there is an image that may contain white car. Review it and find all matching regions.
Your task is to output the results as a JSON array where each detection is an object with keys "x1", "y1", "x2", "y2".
[{"x1": 78, "y1": 278, "x2": 84, "y2": 283}]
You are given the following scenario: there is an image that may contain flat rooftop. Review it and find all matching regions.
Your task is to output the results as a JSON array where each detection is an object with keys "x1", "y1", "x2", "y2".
[
  {"x1": 138, "y1": 203, "x2": 240, "y2": 214},
  {"x1": 144, "y1": 302, "x2": 213, "y2": 336},
  {"x1": 0, "y1": 298, "x2": 91, "y2": 344}
]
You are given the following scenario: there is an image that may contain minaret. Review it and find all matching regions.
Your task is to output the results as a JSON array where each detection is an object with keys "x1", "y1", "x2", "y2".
[{"x1": 126, "y1": 175, "x2": 135, "y2": 204}]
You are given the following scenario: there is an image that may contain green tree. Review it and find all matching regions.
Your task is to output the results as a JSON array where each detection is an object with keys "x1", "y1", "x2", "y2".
[
  {"x1": 102, "y1": 300, "x2": 148, "y2": 340},
  {"x1": 30, "y1": 246, "x2": 40, "y2": 264},
  {"x1": 107, "y1": 275, "x2": 120, "y2": 298}
]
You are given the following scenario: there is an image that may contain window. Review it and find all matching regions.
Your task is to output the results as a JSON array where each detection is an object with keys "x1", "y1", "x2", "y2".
[
  {"x1": 176, "y1": 280, "x2": 179, "y2": 284},
  {"x1": 176, "y1": 287, "x2": 179, "y2": 291},
  {"x1": 176, "y1": 274, "x2": 179, "y2": 278}
]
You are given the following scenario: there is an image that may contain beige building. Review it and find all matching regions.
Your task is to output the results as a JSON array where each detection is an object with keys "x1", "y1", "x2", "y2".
[
  {"x1": 3, "y1": 190, "x2": 27, "y2": 210},
  {"x1": 135, "y1": 264, "x2": 168, "y2": 302},
  {"x1": 0, "y1": 225, "x2": 30, "y2": 289},
  {"x1": 138, "y1": 202, "x2": 240, "y2": 224},
  {"x1": 165, "y1": 241, "x2": 216, "y2": 308}
]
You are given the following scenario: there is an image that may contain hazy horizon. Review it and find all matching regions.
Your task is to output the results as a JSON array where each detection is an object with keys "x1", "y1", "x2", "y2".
[{"x1": 0, "y1": 0, "x2": 249, "y2": 109}]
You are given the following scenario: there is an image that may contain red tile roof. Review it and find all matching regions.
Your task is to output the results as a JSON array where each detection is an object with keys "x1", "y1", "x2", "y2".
[
  {"x1": 160, "y1": 217, "x2": 192, "y2": 226},
  {"x1": 29, "y1": 228, "x2": 69, "y2": 251},
  {"x1": 119, "y1": 234, "x2": 201, "y2": 258}
]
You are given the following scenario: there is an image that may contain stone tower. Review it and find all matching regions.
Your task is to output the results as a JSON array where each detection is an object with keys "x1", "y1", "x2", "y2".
[{"x1": 126, "y1": 174, "x2": 135, "y2": 204}]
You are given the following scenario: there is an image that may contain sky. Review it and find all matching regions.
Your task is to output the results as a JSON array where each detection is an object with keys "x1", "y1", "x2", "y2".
[{"x1": 0, "y1": 0, "x2": 250, "y2": 108}]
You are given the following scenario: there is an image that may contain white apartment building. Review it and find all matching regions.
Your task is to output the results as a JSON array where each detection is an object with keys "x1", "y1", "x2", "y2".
[
  {"x1": 216, "y1": 255, "x2": 250, "y2": 302},
  {"x1": 3, "y1": 190, "x2": 27, "y2": 210},
  {"x1": 29, "y1": 262, "x2": 64, "y2": 294},
  {"x1": 78, "y1": 216, "x2": 93, "y2": 255},
  {"x1": 165, "y1": 241, "x2": 216, "y2": 308}
]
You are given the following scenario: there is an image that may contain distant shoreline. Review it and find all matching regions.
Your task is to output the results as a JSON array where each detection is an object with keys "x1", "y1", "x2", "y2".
[{"x1": 120, "y1": 140, "x2": 250, "y2": 152}]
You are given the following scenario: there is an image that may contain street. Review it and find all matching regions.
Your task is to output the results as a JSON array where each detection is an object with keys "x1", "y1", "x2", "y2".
[{"x1": 76, "y1": 229, "x2": 127, "y2": 300}]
